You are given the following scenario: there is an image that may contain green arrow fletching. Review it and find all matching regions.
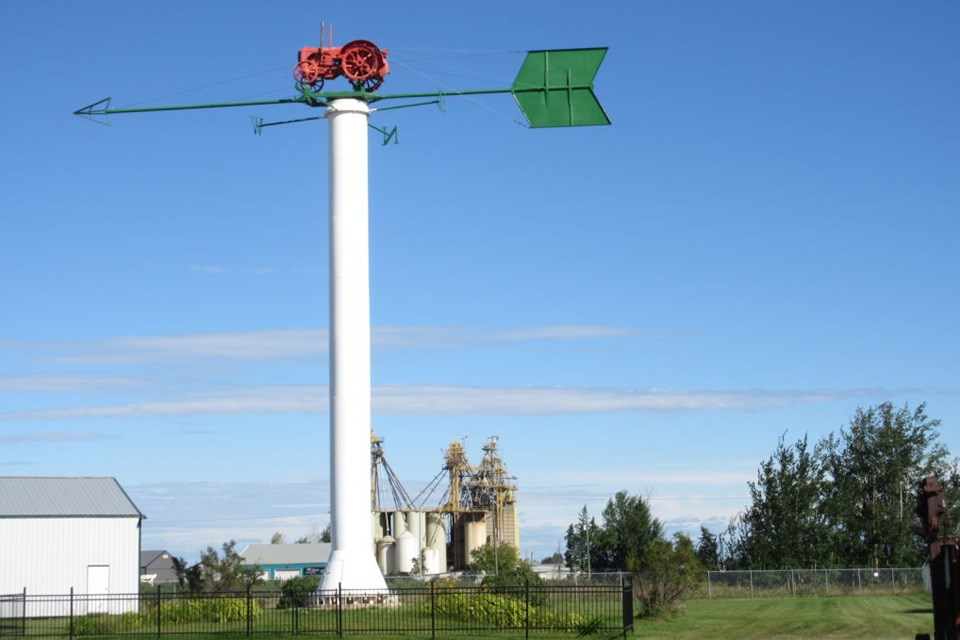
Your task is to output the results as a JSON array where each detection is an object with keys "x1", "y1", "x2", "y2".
[{"x1": 512, "y1": 48, "x2": 610, "y2": 128}]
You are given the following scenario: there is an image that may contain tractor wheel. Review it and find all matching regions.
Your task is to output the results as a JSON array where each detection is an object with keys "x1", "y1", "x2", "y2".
[{"x1": 340, "y1": 40, "x2": 383, "y2": 88}]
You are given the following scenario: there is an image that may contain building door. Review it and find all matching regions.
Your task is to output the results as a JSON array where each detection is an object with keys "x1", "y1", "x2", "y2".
[{"x1": 86, "y1": 566, "x2": 109, "y2": 612}]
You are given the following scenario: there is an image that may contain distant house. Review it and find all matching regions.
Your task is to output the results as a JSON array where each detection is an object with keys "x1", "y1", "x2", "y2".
[
  {"x1": 0, "y1": 477, "x2": 144, "y2": 614},
  {"x1": 140, "y1": 550, "x2": 179, "y2": 585},
  {"x1": 531, "y1": 563, "x2": 573, "y2": 580},
  {"x1": 239, "y1": 543, "x2": 331, "y2": 581}
]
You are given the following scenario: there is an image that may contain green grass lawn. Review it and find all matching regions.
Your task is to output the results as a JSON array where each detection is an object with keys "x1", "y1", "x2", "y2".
[{"x1": 633, "y1": 593, "x2": 933, "y2": 640}]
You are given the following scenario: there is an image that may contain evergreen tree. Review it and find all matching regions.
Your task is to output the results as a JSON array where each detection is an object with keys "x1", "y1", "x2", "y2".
[
  {"x1": 563, "y1": 505, "x2": 600, "y2": 572},
  {"x1": 594, "y1": 490, "x2": 663, "y2": 571},
  {"x1": 695, "y1": 526, "x2": 721, "y2": 571}
]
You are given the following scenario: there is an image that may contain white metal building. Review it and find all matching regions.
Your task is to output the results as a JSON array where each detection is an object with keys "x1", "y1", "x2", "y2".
[{"x1": 0, "y1": 477, "x2": 145, "y2": 612}]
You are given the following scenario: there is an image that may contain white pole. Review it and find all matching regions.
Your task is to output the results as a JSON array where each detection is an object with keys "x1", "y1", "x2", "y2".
[{"x1": 319, "y1": 98, "x2": 388, "y2": 593}]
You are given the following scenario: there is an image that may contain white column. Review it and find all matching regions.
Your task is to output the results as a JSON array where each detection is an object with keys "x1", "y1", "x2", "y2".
[{"x1": 320, "y1": 98, "x2": 388, "y2": 593}]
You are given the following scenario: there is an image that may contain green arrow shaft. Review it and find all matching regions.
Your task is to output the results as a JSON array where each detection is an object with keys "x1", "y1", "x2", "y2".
[
  {"x1": 74, "y1": 96, "x2": 308, "y2": 117},
  {"x1": 365, "y1": 85, "x2": 594, "y2": 103}
]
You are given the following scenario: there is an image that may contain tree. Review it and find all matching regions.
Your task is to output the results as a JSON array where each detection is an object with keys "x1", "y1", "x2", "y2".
[
  {"x1": 469, "y1": 543, "x2": 545, "y2": 604},
  {"x1": 594, "y1": 491, "x2": 663, "y2": 571},
  {"x1": 270, "y1": 532, "x2": 284, "y2": 544},
  {"x1": 187, "y1": 540, "x2": 261, "y2": 593},
  {"x1": 695, "y1": 526, "x2": 721, "y2": 571},
  {"x1": 632, "y1": 532, "x2": 704, "y2": 618},
  {"x1": 295, "y1": 524, "x2": 331, "y2": 544},
  {"x1": 820, "y1": 402, "x2": 947, "y2": 567},
  {"x1": 563, "y1": 505, "x2": 601, "y2": 572},
  {"x1": 731, "y1": 433, "x2": 827, "y2": 569},
  {"x1": 171, "y1": 556, "x2": 191, "y2": 590}
]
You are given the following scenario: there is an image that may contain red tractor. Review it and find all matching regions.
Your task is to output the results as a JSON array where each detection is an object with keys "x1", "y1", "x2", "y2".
[{"x1": 295, "y1": 39, "x2": 390, "y2": 93}]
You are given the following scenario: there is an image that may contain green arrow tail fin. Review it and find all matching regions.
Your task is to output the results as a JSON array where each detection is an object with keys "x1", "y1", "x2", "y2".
[{"x1": 512, "y1": 48, "x2": 610, "y2": 128}]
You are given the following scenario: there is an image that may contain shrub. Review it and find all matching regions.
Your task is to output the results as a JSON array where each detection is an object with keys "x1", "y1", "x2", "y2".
[
  {"x1": 427, "y1": 592, "x2": 585, "y2": 630},
  {"x1": 159, "y1": 596, "x2": 259, "y2": 623},
  {"x1": 73, "y1": 614, "x2": 114, "y2": 636},
  {"x1": 631, "y1": 533, "x2": 704, "y2": 619},
  {"x1": 278, "y1": 575, "x2": 321, "y2": 609}
]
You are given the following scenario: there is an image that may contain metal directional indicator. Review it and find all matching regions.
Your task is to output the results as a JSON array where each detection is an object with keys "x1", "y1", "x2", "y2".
[
  {"x1": 74, "y1": 48, "x2": 609, "y2": 131},
  {"x1": 73, "y1": 36, "x2": 608, "y2": 595}
]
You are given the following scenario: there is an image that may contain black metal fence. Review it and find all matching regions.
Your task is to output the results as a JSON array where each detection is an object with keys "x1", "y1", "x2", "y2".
[{"x1": 0, "y1": 580, "x2": 633, "y2": 639}]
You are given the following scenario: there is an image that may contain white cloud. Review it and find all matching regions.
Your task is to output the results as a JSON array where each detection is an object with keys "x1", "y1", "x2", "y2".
[
  {"x1": 53, "y1": 330, "x2": 327, "y2": 364},
  {"x1": 0, "y1": 386, "x2": 323, "y2": 420},
  {"x1": 129, "y1": 479, "x2": 331, "y2": 558},
  {"x1": 0, "y1": 432, "x2": 119, "y2": 444},
  {"x1": 372, "y1": 325, "x2": 648, "y2": 349},
  {"x1": 0, "y1": 384, "x2": 864, "y2": 421},
  {"x1": 372, "y1": 384, "x2": 856, "y2": 415},
  {"x1": 0, "y1": 374, "x2": 144, "y2": 393},
  {"x1": 10, "y1": 325, "x2": 643, "y2": 366}
]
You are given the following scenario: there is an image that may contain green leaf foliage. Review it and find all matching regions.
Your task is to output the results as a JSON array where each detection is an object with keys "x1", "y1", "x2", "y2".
[
  {"x1": 278, "y1": 575, "x2": 321, "y2": 609},
  {"x1": 724, "y1": 402, "x2": 952, "y2": 569},
  {"x1": 426, "y1": 592, "x2": 586, "y2": 630},
  {"x1": 469, "y1": 543, "x2": 547, "y2": 606}
]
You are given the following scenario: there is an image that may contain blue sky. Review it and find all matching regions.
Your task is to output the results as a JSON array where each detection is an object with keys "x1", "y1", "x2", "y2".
[{"x1": 1, "y1": 1, "x2": 957, "y2": 564}]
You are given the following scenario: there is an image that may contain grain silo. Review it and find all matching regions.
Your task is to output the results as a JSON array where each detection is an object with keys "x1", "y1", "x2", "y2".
[{"x1": 370, "y1": 434, "x2": 519, "y2": 574}]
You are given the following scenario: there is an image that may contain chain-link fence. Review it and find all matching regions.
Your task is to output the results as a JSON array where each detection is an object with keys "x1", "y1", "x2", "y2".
[{"x1": 706, "y1": 567, "x2": 925, "y2": 598}]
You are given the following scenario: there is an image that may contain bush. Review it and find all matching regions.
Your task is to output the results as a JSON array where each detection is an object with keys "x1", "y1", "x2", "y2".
[
  {"x1": 73, "y1": 612, "x2": 144, "y2": 635},
  {"x1": 427, "y1": 592, "x2": 585, "y2": 630},
  {"x1": 278, "y1": 575, "x2": 321, "y2": 609},
  {"x1": 158, "y1": 597, "x2": 259, "y2": 623},
  {"x1": 73, "y1": 614, "x2": 115, "y2": 636},
  {"x1": 631, "y1": 533, "x2": 704, "y2": 619}
]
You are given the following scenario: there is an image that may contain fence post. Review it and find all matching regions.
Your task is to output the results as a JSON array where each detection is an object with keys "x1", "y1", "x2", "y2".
[
  {"x1": 156, "y1": 584, "x2": 162, "y2": 638},
  {"x1": 336, "y1": 583, "x2": 343, "y2": 638},
  {"x1": 621, "y1": 573, "x2": 633, "y2": 638},
  {"x1": 21, "y1": 588, "x2": 26, "y2": 637},
  {"x1": 430, "y1": 580, "x2": 435, "y2": 640},
  {"x1": 707, "y1": 571, "x2": 712, "y2": 599},
  {"x1": 245, "y1": 583, "x2": 252, "y2": 637},
  {"x1": 749, "y1": 570, "x2": 754, "y2": 598},
  {"x1": 69, "y1": 587, "x2": 74, "y2": 640},
  {"x1": 524, "y1": 579, "x2": 530, "y2": 640}
]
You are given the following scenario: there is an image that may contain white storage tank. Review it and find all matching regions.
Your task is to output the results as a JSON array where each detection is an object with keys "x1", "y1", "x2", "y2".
[
  {"x1": 406, "y1": 510, "x2": 425, "y2": 549},
  {"x1": 425, "y1": 512, "x2": 447, "y2": 574},
  {"x1": 464, "y1": 517, "x2": 487, "y2": 566},
  {"x1": 376, "y1": 536, "x2": 395, "y2": 575},
  {"x1": 392, "y1": 511, "x2": 407, "y2": 537},
  {"x1": 422, "y1": 546, "x2": 439, "y2": 575},
  {"x1": 395, "y1": 530, "x2": 416, "y2": 574}
]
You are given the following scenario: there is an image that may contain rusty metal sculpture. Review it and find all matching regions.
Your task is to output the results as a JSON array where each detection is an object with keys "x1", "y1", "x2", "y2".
[
  {"x1": 295, "y1": 38, "x2": 390, "y2": 92},
  {"x1": 915, "y1": 475, "x2": 959, "y2": 640}
]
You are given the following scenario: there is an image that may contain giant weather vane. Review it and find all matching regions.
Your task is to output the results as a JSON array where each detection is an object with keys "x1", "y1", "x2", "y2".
[{"x1": 75, "y1": 30, "x2": 609, "y2": 596}]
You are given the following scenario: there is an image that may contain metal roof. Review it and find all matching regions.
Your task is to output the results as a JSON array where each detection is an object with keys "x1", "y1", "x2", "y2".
[
  {"x1": 0, "y1": 477, "x2": 144, "y2": 518},
  {"x1": 239, "y1": 543, "x2": 331, "y2": 566}
]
